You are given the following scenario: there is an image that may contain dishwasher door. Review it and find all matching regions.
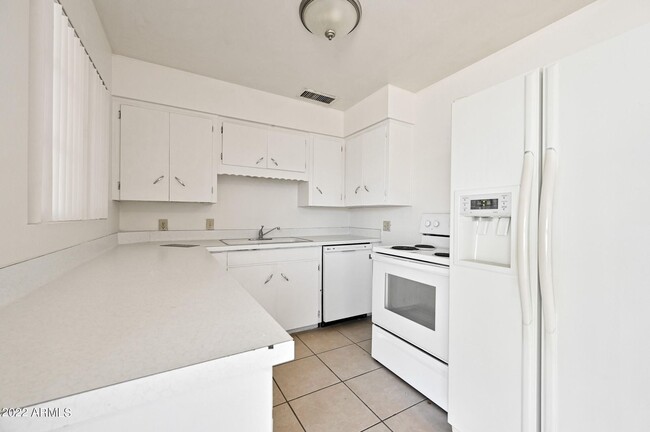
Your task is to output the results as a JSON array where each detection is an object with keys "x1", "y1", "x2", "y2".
[{"x1": 322, "y1": 243, "x2": 373, "y2": 323}]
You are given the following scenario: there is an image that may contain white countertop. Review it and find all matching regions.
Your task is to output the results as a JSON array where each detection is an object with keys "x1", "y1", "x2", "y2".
[
  {"x1": 0, "y1": 243, "x2": 291, "y2": 409},
  {"x1": 0, "y1": 234, "x2": 380, "y2": 409},
  {"x1": 203, "y1": 234, "x2": 381, "y2": 252}
]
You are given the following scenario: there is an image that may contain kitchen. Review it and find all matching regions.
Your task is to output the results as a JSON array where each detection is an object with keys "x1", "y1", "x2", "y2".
[{"x1": 0, "y1": 0, "x2": 650, "y2": 431}]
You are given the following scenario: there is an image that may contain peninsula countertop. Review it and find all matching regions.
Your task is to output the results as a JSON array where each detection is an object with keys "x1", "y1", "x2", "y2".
[{"x1": 0, "y1": 242, "x2": 292, "y2": 409}]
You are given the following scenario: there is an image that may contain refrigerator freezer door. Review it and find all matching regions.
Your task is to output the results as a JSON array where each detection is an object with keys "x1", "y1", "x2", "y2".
[
  {"x1": 449, "y1": 70, "x2": 541, "y2": 432},
  {"x1": 542, "y1": 23, "x2": 650, "y2": 432}
]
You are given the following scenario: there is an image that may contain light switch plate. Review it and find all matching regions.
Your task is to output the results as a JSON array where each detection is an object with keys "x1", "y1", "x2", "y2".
[
  {"x1": 158, "y1": 219, "x2": 168, "y2": 231},
  {"x1": 206, "y1": 218, "x2": 214, "y2": 230},
  {"x1": 383, "y1": 221, "x2": 391, "y2": 232}
]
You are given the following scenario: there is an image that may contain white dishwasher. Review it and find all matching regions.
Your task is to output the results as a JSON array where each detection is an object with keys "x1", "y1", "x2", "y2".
[{"x1": 322, "y1": 243, "x2": 373, "y2": 324}]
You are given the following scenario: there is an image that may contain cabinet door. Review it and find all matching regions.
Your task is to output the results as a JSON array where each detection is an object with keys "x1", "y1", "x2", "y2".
[
  {"x1": 344, "y1": 135, "x2": 364, "y2": 206},
  {"x1": 120, "y1": 105, "x2": 170, "y2": 201},
  {"x1": 221, "y1": 121, "x2": 268, "y2": 168},
  {"x1": 275, "y1": 260, "x2": 320, "y2": 330},
  {"x1": 228, "y1": 265, "x2": 277, "y2": 319},
  {"x1": 267, "y1": 128, "x2": 307, "y2": 172},
  {"x1": 311, "y1": 136, "x2": 344, "y2": 206},
  {"x1": 361, "y1": 124, "x2": 388, "y2": 204},
  {"x1": 170, "y1": 113, "x2": 214, "y2": 202}
]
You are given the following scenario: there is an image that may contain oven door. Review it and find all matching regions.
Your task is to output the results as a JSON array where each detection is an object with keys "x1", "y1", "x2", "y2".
[{"x1": 372, "y1": 253, "x2": 449, "y2": 362}]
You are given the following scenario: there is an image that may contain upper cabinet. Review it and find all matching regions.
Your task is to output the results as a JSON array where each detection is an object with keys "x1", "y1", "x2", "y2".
[
  {"x1": 117, "y1": 104, "x2": 216, "y2": 203},
  {"x1": 119, "y1": 105, "x2": 170, "y2": 202},
  {"x1": 221, "y1": 121, "x2": 268, "y2": 169},
  {"x1": 267, "y1": 128, "x2": 307, "y2": 172},
  {"x1": 344, "y1": 119, "x2": 412, "y2": 207},
  {"x1": 344, "y1": 134, "x2": 364, "y2": 206},
  {"x1": 298, "y1": 135, "x2": 345, "y2": 207},
  {"x1": 169, "y1": 113, "x2": 215, "y2": 202},
  {"x1": 218, "y1": 120, "x2": 308, "y2": 181}
]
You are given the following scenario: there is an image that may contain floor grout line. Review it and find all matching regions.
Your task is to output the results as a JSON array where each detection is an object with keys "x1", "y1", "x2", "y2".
[
  {"x1": 285, "y1": 401, "x2": 307, "y2": 432},
  {"x1": 272, "y1": 377, "x2": 288, "y2": 406},
  {"x1": 274, "y1": 319, "x2": 453, "y2": 432},
  {"x1": 380, "y1": 399, "x2": 429, "y2": 424},
  {"x1": 277, "y1": 319, "x2": 404, "y2": 431},
  {"x1": 273, "y1": 376, "x2": 307, "y2": 431},
  {"x1": 315, "y1": 351, "x2": 383, "y2": 427},
  {"x1": 285, "y1": 380, "x2": 342, "y2": 403},
  {"x1": 359, "y1": 421, "x2": 383, "y2": 432},
  {"x1": 278, "y1": 355, "x2": 342, "y2": 403},
  {"x1": 340, "y1": 376, "x2": 386, "y2": 424}
]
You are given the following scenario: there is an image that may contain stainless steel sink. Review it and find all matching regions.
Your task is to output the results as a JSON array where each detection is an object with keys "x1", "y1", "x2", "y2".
[{"x1": 220, "y1": 237, "x2": 312, "y2": 246}]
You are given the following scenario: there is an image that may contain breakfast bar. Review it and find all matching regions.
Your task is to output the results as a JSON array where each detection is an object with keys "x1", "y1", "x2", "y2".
[{"x1": 0, "y1": 243, "x2": 293, "y2": 431}]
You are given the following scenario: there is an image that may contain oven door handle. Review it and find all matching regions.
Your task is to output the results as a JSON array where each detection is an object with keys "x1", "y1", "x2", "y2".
[{"x1": 371, "y1": 253, "x2": 449, "y2": 275}]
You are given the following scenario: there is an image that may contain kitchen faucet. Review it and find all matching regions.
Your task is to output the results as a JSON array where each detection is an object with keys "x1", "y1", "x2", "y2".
[{"x1": 257, "y1": 225, "x2": 280, "y2": 240}]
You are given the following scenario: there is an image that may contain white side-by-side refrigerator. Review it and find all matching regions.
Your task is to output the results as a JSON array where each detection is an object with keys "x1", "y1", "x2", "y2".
[{"x1": 449, "y1": 23, "x2": 650, "y2": 432}]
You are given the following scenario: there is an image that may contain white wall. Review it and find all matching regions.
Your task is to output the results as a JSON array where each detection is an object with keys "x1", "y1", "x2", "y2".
[
  {"x1": 113, "y1": 56, "x2": 349, "y2": 233},
  {"x1": 112, "y1": 56, "x2": 343, "y2": 137},
  {"x1": 344, "y1": 85, "x2": 416, "y2": 136},
  {"x1": 349, "y1": 0, "x2": 650, "y2": 245},
  {"x1": 0, "y1": 0, "x2": 117, "y2": 268}
]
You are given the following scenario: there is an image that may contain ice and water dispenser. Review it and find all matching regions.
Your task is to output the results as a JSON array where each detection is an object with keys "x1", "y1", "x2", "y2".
[{"x1": 456, "y1": 192, "x2": 513, "y2": 268}]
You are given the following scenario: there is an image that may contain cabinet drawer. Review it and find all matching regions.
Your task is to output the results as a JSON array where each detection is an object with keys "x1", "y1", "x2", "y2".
[{"x1": 228, "y1": 247, "x2": 320, "y2": 267}]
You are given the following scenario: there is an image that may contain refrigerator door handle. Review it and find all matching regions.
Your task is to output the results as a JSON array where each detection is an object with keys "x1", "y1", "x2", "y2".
[
  {"x1": 517, "y1": 151, "x2": 535, "y2": 326},
  {"x1": 539, "y1": 148, "x2": 558, "y2": 333},
  {"x1": 518, "y1": 150, "x2": 537, "y2": 432}
]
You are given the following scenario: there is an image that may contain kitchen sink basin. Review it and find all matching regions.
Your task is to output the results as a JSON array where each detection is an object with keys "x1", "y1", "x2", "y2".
[{"x1": 220, "y1": 237, "x2": 312, "y2": 246}]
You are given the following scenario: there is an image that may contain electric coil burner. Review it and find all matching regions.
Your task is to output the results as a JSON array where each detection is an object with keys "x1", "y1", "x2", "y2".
[{"x1": 375, "y1": 224, "x2": 450, "y2": 267}]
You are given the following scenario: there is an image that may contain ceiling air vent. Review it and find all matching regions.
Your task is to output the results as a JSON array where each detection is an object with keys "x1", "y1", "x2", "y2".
[{"x1": 299, "y1": 89, "x2": 336, "y2": 105}]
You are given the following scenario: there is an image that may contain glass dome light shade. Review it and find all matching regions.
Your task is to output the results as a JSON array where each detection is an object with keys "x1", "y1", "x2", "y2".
[{"x1": 299, "y1": 0, "x2": 362, "y2": 40}]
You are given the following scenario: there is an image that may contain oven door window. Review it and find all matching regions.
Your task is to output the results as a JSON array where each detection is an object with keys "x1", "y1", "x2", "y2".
[{"x1": 385, "y1": 274, "x2": 436, "y2": 331}]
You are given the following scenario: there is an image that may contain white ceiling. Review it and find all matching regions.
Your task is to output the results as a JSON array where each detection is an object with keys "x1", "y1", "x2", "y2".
[{"x1": 93, "y1": 0, "x2": 596, "y2": 110}]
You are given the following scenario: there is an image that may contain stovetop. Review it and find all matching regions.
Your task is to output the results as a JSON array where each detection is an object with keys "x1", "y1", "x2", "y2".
[
  {"x1": 373, "y1": 243, "x2": 450, "y2": 266},
  {"x1": 373, "y1": 213, "x2": 451, "y2": 266}
]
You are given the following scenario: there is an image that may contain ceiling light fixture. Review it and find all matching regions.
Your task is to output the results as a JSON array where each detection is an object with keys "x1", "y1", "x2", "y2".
[{"x1": 299, "y1": 0, "x2": 362, "y2": 41}]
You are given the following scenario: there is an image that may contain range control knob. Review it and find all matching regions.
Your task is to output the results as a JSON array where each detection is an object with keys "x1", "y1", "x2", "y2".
[
  {"x1": 424, "y1": 220, "x2": 432, "y2": 227},
  {"x1": 433, "y1": 220, "x2": 440, "y2": 227}
]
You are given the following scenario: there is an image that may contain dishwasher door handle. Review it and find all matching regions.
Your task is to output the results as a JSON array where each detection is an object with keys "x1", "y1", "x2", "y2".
[{"x1": 323, "y1": 244, "x2": 372, "y2": 254}]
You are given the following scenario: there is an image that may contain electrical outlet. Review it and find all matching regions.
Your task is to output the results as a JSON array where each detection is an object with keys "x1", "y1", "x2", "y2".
[
  {"x1": 383, "y1": 220, "x2": 391, "y2": 232},
  {"x1": 158, "y1": 219, "x2": 168, "y2": 231},
  {"x1": 206, "y1": 218, "x2": 214, "y2": 230}
]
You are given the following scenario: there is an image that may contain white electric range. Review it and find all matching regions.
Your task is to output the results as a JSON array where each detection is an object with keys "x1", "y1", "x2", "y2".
[{"x1": 371, "y1": 213, "x2": 450, "y2": 411}]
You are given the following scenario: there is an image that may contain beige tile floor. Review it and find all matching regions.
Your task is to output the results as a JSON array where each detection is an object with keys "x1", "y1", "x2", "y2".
[{"x1": 273, "y1": 317, "x2": 452, "y2": 432}]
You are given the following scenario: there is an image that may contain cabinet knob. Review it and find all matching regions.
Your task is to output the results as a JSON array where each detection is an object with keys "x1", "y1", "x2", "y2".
[
  {"x1": 355, "y1": 186, "x2": 361, "y2": 194},
  {"x1": 364, "y1": 185, "x2": 370, "y2": 192},
  {"x1": 281, "y1": 273, "x2": 289, "y2": 282},
  {"x1": 264, "y1": 274, "x2": 274, "y2": 284},
  {"x1": 153, "y1": 175, "x2": 165, "y2": 185},
  {"x1": 316, "y1": 187, "x2": 323, "y2": 194},
  {"x1": 174, "y1": 176, "x2": 186, "y2": 187},
  {"x1": 256, "y1": 157, "x2": 264, "y2": 165},
  {"x1": 271, "y1": 158, "x2": 279, "y2": 167}
]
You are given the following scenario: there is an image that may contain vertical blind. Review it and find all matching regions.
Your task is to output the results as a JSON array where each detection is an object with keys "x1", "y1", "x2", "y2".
[
  {"x1": 28, "y1": 0, "x2": 110, "y2": 223},
  {"x1": 51, "y1": 1, "x2": 110, "y2": 221}
]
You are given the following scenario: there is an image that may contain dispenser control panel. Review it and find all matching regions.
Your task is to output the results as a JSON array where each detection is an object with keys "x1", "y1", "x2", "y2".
[{"x1": 460, "y1": 193, "x2": 512, "y2": 217}]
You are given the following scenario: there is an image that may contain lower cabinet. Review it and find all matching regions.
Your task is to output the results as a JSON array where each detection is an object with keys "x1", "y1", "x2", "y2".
[{"x1": 226, "y1": 248, "x2": 321, "y2": 331}]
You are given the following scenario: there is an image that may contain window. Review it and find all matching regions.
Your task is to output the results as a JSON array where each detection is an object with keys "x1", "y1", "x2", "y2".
[{"x1": 28, "y1": 0, "x2": 110, "y2": 223}]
